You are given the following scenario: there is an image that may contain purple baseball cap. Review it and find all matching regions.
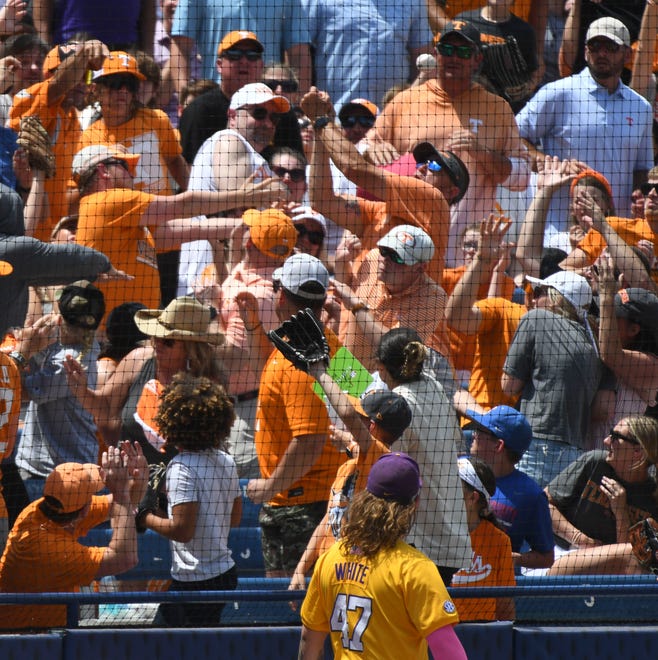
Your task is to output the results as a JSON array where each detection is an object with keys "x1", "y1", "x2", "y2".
[{"x1": 366, "y1": 452, "x2": 422, "y2": 505}]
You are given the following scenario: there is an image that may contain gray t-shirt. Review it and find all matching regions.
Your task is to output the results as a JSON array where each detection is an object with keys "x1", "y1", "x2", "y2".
[{"x1": 503, "y1": 308, "x2": 613, "y2": 449}]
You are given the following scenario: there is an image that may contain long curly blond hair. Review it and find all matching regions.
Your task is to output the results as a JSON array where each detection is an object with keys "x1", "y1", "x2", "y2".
[{"x1": 339, "y1": 490, "x2": 417, "y2": 559}]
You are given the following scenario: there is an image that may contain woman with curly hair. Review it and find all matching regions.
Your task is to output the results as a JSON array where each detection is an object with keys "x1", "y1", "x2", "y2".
[
  {"x1": 138, "y1": 372, "x2": 242, "y2": 627},
  {"x1": 375, "y1": 328, "x2": 471, "y2": 585},
  {"x1": 299, "y1": 452, "x2": 467, "y2": 660}
]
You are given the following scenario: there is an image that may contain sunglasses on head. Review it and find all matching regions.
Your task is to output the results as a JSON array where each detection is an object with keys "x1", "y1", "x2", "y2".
[
  {"x1": 609, "y1": 428, "x2": 639, "y2": 445},
  {"x1": 97, "y1": 73, "x2": 139, "y2": 92},
  {"x1": 263, "y1": 78, "x2": 298, "y2": 93},
  {"x1": 437, "y1": 42, "x2": 475, "y2": 59},
  {"x1": 102, "y1": 158, "x2": 130, "y2": 173},
  {"x1": 415, "y1": 159, "x2": 443, "y2": 173},
  {"x1": 340, "y1": 115, "x2": 375, "y2": 129},
  {"x1": 639, "y1": 183, "x2": 658, "y2": 196},
  {"x1": 295, "y1": 224, "x2": 324, "y2": 245},
  {"x1": 271, "y1": 165, "x2": 306, "y2": 182},
  {"x1": 378, "y1": 246, "x2": 405, "y2": 265},
  {"x1": 223, "y1": 48, "x2": 262, "y2": 62},
  {"x1": 586, "y1": 39, "x2": 622, "y2": 54},
  {"x1": 244, "y1": 106, "x2": 282, "y2": 123}
]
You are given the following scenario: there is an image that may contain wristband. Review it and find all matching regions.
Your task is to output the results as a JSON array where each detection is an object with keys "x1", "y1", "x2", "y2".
[
  {"x1": 8, "y1": 351, "x2": 28, "y2": 370},
  {"x1": 350, "y1": 302, "x2": 369, "y2": 315}
]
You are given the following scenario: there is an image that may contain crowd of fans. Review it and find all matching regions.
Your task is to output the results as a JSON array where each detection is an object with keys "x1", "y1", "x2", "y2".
[{"x1": 0, "y1": 0, "x2": 655, "y2": 641}]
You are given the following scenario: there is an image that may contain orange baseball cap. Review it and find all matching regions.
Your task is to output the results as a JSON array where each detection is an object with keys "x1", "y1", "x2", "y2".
[
  {"x1": 43, "y1": 462, "x2": 105, "y2": 513},
  {"x1": 243, "y1": 208, "x2": 296, "y2": 260},
  {"x1": 42, "y1": 42, "x2": 80, "y2": 76},
  {"x1": 338, "y1": 98, "x2": 379, "y2": 120},
  {"x1": 217, "y1": 30, "x2": 264, "y2": 56},
  {"x1": 570, "y1": 168, "x2": 613, "y2": 202},
  {"x1": 92, "y1": 51, "x2": 146, "y2": 81}
]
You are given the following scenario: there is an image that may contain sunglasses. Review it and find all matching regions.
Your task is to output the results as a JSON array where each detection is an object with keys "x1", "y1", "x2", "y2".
[
  {"x1": 586, "y1": 39, "x2": 622, "y2": 54},
  {"x1": 271, "y1": 165, "x2": 306, "y2": 183},
  {"x1": 415, "y1": 160, "x2": 443, "y2": 173},
  {"x1": 340, "y1": 115, "x2": 375, "y2": 129},
  {"x1": 263, "y1": 78, "x2": 298, "y2": 93},
  {"x1": 223, "y1": 49, "x2": 262, "y2": 62},
  {"x1": 462, "y1": 240, "x2": 479, "y2": 251},
  {"x1": 295, "y1": 224, "x2": 324, "y2": 245},
  {"x1": 97, "y1": 74, "x2": 139, "y2": 92},
  {"x1": 437, "y1": 42, "x2": 475, "y2": 59},
  {"x1": 244, "y1": 106, "x2": 282, "y2": 123},
  {"x1": 298, "y1": 118, "x2": 311, "y2": 129},
  {"x1": 378, "y1": 246, "x2": 405, "y2": 265},
  {"x1": 102, "y1": 158, "x2": 130, "y2": 173},
  {"x1": 639, "y1": 183, "x2": 658, "y2": 196},
  {"x1": 609, "y1": 429, "x2": 639, "y2": 445}
]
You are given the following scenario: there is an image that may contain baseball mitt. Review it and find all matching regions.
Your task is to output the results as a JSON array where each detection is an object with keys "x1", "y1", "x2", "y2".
[
  {"x1": 629, "y1": 517, "x2": 658, "y2": 575},
  {"x1": 480, "y1": 36, "x2": 532, "y2": 103},
  {"x1": 17, "y1": 116, "x2": 56, "y2": 178},
  {"x1": 135, "y1": 461, "x2": 168, "y2": 533},
  {"x1": 268, "y1": 308, "x2": 329, "y2": 373}
]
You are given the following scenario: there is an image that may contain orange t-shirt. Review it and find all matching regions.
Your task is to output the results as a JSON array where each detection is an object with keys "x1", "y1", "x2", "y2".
[
  {"x1": 357, "y1": 173, "x2": 450, "y2": 284},
  {"x1": 576, "y1": 216, "x2": 658, "y2": 285},
  {"x1": 255, "y1": 328, "x2": 345, "y2": 507},
  {"x1": 317, "y1": 439, "x2": 389, "y2": 556},
  {"x1": 78, "y1": 107, "x2": 182, "y2": 195},
  {"x1": 339, "y1": 248, "x2": 450, "y2": 370},
  {"x1": 0, "y1": 352, "x2": 21, "y2": 519},
  {"x1": 467, "y1": 297, "x2": 525, "y2": 414},
  {"x1": 442, "y1": 265, "x2": 517, "y2": 372},
  {"x1": 9, "y1": 80, "x2": 81, "y2": 242},
  {"x1": 76, "y1": 187, "x2": 160, "y2": 317},
  {"x1": 0, "y1": 496, "x2": 109, "y2": 630},
  {"x1": 445, "y1": 0, "x2": 531, "y2": 21},
  {"x1": 451, "y1": 519, "x2": 516, "y2": 621}
]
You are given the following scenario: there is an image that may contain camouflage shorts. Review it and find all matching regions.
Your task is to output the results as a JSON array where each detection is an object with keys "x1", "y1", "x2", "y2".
[{"x1": 259, "y1": 501, "x2": 327, "y2": 572}]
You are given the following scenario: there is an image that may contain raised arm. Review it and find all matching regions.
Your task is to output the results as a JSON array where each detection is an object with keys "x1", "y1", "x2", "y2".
[{"x1": 630, "y1": 0, "x2": 658, "y2": 102}]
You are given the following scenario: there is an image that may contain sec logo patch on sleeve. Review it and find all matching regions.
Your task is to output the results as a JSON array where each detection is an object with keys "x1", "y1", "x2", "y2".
[{"x1": 443, "y1": 600, "x2": 457, "y2": 614}]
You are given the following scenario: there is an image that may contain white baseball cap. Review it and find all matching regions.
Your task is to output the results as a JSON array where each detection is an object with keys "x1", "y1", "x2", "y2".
[
  {"x1": 377, "y1": 224, "x2": 435, "y2": 265},
  {"x1": 526, "y1": 271, "x2": 593, "y2": 317},
  {"x1": 229, "y1": 82, "x2": 290, "y2": 112},
  {"x1": 290, "y1": 206, "x2": 327, "y2": 235},
  {"x1": 585, "y1": 17, "x2": 630, "y2": 47},
  {"x1": 272, "y1": 253, "x2": 329, "y2": 300}
]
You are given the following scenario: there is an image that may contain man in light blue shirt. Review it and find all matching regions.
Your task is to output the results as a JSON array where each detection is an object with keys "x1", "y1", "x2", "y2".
[
  {"x1": 301, "y1": 0, "x2": 433, "y2": 112},
  {"x1": 516, "y1": 17, "x2": 653, "y2": 249},
  {"x1": 171, "y1": 0, "x2": 311, "y2": 94}
]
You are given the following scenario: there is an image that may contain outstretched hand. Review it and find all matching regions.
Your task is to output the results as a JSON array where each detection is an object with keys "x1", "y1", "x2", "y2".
[
  {"x1": 477, "y1": 213, "x2": 512, "y2": 264},
  {"x1": 300, "y1": 87, "x2": 335, "y2": 121}
]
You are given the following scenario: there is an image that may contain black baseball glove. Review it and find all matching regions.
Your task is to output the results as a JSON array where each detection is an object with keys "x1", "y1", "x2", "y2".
[
  {"x1": 480, "y1": 36, "x2": 532, "y2": 104},
  {"x1": 629, "y1": 517, "x2": 658, "y2": 575},
  {"x1": 267, "y1": 308, "x2": 329, "y2": 373},
  {"x1": 135, "y1": 462, "x2": 168, "y2": 533}
]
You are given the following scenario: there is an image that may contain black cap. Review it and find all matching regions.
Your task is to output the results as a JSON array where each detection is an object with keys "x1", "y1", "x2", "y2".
[
  {"x1": 57, "y1": 280, "x2": 105, "y2": 330},
  {"x1": 436, "y1": 21, "x2": 482, "y2": 47},
  {"x1": 412, "y1": 142, "x2": 470, "y2": 204},
  {"x1": 361, "y1": 390, "x2": 412, "y2": 439},
  {"x1": 615, "y1": 288, "x2": 658, "y2": 335}
]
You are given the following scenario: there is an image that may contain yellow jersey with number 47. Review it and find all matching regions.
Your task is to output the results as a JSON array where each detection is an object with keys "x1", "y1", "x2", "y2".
[{"x1": 301, "y1": 538, "x2": 459, "y2": 659}]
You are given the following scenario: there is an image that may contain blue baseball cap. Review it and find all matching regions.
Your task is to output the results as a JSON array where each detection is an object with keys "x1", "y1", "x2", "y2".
[{"x1": 465, "y1": 405, "x2": 533, "y2": 455}]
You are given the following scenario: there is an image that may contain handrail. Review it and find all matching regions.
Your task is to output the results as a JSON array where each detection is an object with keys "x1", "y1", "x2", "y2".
[{"x1": 0, "y1": 577, "x2": 657, "y2": 628}]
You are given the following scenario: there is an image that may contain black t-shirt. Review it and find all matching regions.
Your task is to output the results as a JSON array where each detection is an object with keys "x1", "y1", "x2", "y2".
[
  {"x1": 547, "y1": 450, "x2": 658, "y2": 546},
  {"x1": 179, "y1": 88, "x2": 304, "y2": 164}
]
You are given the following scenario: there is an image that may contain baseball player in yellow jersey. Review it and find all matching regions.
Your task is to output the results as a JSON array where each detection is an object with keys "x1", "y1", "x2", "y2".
[{"x1": 299, "y1": 452, "x2": 467, "y2": 659}]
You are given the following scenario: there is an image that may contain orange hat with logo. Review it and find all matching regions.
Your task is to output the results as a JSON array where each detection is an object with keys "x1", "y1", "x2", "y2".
[
  {"x1": 42, "y1": 42, "x2": 80, "y2": 76},
  {"x1": 217, "y1": 30, "x2": 264, "y2": 56},
  {"x1": 43, "y1": 462, "x2": 105, "y2": 513},
  {"x1": 92, "y1": 51, "x2": 146, "y2": 81},
  {"x1": 243, "y1": 208, "x2": 296, "y2": 260}
]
